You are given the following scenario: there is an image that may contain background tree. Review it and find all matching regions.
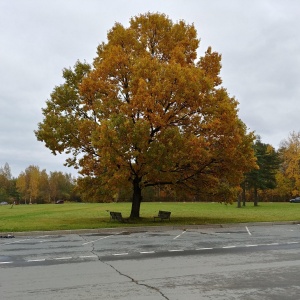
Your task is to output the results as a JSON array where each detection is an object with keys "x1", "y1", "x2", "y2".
[
  {"x1": 0, "y1": 162, "x2": 12, "y2": 180},
  {"x1": 277, "y1": 131, "x2": 300, "y2": 197},
  {"x1": 38, "y1": 169, "x2": 50, "y2": 203},
  {"x1": 0, "y1": 163, "x2": 15, "y2": 202},
  {"x1": 16, "y1": 167, "x2": 76, "y2": 203},
  {"x1": 36, "y1": 13, "x2": 256, "y2": 217},
  {"x1": 244, "y1": 137, "x2": 280, "y2": 206},
  {"x1": 49, "y1": 171, "x2": 75, "y2": 202},
  {"x1": 16, "y1": 172, "x2": 27, "y2": 203},
  {"x1": 271, "y1": 171, "x2": 293, "y2": 201},
  {"x1": 0, "y1": 165, "x2": 10, "y2": 202},
  {"x1": 16, "y1": 165, "x2": 40, "y2": 204},
  {"x1": 28, "y1": 166, "x2": 40, "y2": 204}
]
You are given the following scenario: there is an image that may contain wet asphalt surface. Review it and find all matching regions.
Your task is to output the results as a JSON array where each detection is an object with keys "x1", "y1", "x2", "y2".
[{"x1": 1, "y1": 223, "x2": 300, "y2": 299}]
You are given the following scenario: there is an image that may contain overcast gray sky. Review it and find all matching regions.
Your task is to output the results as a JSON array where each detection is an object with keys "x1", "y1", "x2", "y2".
[{"x1": 1, "y1": 0, "x2": 299, "y2": 177}]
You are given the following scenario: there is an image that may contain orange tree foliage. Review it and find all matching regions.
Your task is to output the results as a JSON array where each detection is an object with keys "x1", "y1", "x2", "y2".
[
  {"x1": 278, "y1": 131, "x2": 300, "y2": 197},
  {"x1": 35, "y1": 13, "x2": 256, "y2": 217}
]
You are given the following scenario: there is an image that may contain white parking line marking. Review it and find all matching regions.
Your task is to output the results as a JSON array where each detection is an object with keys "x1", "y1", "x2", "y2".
[
  {"x1": 140, "y1": 251, "x2": 155, "y2": 254},
  {"x1": 0, "y1": 261, "x2": 12, "y2": 264},
  {"x1": 27, "y1": 259, "x2": 46, "y2": 262},
  {"x1": 113, "y1": 253, "x2": 128, "y2": 256},
  {"x1": 173, "y1": 230, "x2": 186, "y2": 240},
  {"x1": 82, "y1": 235, "x2": 113, "y2": 245},
  {"x1": 53, "y1": 257, "x2": 72, "y2": 260},
  {"x1": 287, "y1": 241, "x2": 299, "y2": 244},
  {"x1": 245, "y1": 226, "x2": 252, "y2": 236},
  {"x1": 196, "y1": 247, "x2": 213, "y2": 250},
  {"x1": 245, "y1": 244, "x2": 258, "y2": 247},
  {"x1": 223, "y1": 246, "x2": 236, "y2": 249},
  {"x1": 79, "y1": 255, "x2": 98, "y2": 259},
  {"x1": 82, "y1": 232, "x2": 124, "y2": 245},
  {"x1": 168, "y1": 249, "x2": 184, "y2": 252},
  {"x1": 265, "y1": 243, "x2": 279, "y2": 246}
]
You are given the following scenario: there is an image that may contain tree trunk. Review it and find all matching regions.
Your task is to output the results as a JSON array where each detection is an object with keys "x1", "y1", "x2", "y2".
[
  {"x1": 130, "y1": 176, "x2": 142, "y2": 219},
  {"x1": 242, "y1": 181, "x2": 246, "y2": 206},
  {"x1": 237, "y1": 193, "x2": 241, "y2": 208},
  {"x1": 254, "y1": 186, "x2": 258, "y2": 206}
]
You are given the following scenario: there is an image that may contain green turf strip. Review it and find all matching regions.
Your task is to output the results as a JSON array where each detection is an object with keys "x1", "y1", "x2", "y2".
[{"x1": 0, "y1": 202, "x2": 299, "y2": 232}]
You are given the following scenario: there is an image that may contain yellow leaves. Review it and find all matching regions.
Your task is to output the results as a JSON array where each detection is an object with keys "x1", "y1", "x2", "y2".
[
  {"x1": 170, "y1": 21, "x2": 199, "y2": 64},
  {"x1": 279, "y1": 131, "x2": 300, "y2": 194},
  {"x1": 198, "y1": 47, "x2": 222, "y2": 87},
  {"x1": 130, "y1": 13, "x2": 199, "y2": 65},
  {"x1": 130, "y1": 13, "x2": 172, "y2": 57},
  {"x1": 128, "y1": 58, "x2": 203, "y2": 130}
]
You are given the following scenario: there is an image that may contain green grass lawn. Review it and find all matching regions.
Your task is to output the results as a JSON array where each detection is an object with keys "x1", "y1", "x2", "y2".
[{"x1": 0, "y1": 202, "x2": 300, "y2": 232}]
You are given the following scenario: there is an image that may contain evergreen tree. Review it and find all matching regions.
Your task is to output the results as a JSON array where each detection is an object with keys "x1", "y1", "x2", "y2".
[{"x1": 245, "y1": 137, "x2": 280, "y2": 206}]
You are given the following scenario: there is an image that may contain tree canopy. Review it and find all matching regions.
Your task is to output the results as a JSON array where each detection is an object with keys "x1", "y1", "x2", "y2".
[{"x1": 35, "y1": 13, "x2": 256, "y2": 217}]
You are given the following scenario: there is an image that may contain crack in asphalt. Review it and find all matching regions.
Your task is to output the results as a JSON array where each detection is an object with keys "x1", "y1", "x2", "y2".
[
  {"x1": 80, "y1": 234, "x2": 96, "y2": 252},
  {"x1": 81, "y1": 236, "x2": 170, "y2": 300},
  {"x1": 103, "y1": 260, "x2": 170, "y2": 300}
]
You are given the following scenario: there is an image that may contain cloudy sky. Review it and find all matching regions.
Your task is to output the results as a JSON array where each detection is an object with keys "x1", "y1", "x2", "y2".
[{"x1": 1, "y1": 0, "x2": 299, "y2": 177}]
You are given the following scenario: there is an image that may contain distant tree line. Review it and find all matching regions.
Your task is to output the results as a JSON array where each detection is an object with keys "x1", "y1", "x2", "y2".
[
  {"x1": 0, "y1": 164, "x2": 79, "y2": 204},
  {"x1": 1, "y1": 131, "x2": 300, "y2": 205}
]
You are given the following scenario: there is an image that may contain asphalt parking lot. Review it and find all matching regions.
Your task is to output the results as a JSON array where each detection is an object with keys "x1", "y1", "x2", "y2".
[{"x1": 1, "y1": 223, "x2": 300, "y2": 299}]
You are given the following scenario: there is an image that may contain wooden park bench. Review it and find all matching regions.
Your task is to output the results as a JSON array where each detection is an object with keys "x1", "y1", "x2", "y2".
[
  {"x1": 153, "y1": 210, "x2": 171, "y2": 222},
  {"x1": 109, "y1": 211, "x2": 129, "y2": 223}
]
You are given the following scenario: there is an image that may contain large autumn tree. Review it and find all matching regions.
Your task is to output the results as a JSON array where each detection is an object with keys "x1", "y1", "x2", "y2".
[{"x1": 36, "y1": 13, "x2": 256, "y2": 218}]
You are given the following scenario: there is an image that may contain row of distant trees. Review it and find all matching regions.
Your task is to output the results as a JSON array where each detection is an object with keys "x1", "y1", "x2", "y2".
[
  {"x1": 1, "y1": 131, "x2": 300, "y2": 204},
  {"x1": 0, "y1": 165, "x2": 78, "y2": 204}
]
